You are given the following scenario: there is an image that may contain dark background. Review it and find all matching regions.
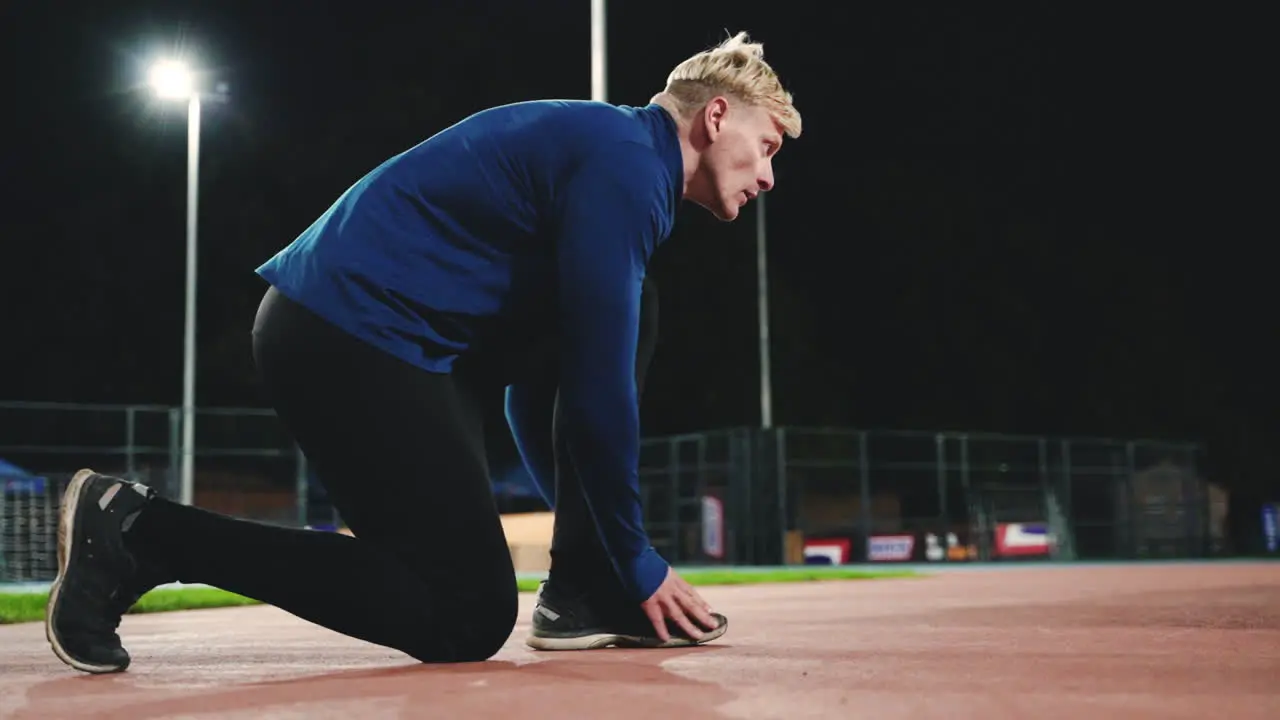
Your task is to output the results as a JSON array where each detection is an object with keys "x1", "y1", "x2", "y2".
[{"x1": 1, "y1": 5, "x2": 1269, "y2": 533}]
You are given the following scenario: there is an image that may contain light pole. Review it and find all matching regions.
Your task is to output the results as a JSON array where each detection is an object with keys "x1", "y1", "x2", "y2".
[
  {"x1": 146, "y1": 59, "x2": 220, "y2": 506},
  {"x1": 756, "y1": 193, "x2": 772, "y2": 430},
  {"x1": 591, "y1": 0, "x2": 606, "y2": 102}
]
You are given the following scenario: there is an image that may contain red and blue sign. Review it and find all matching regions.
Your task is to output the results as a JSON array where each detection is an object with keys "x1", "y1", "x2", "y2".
[{"x1": 994, "y1": 522, "x2": 1052, "y2": 557}]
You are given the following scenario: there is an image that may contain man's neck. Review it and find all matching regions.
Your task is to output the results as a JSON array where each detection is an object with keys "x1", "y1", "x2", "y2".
[{"x1": 650, "y1": 93, "x2": 700, "y2": 196}]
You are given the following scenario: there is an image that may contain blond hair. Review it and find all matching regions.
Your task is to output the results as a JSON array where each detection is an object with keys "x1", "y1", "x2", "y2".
[{"x1": 661, "y1": 31, "x2": 801, "y2": 138}]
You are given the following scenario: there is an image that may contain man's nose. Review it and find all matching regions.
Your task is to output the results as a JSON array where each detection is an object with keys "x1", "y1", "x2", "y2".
[{"x1": 757, "y1": 164, "x2": 775, "y2": 192}]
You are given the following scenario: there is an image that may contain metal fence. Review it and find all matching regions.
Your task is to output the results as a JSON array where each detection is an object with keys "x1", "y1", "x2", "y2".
[
  {"x1": 636, "y1": 427, "x2": 1218, "y2": 567},
  {"x1": 0, "y1": 400, "x2": 307, "y2": 520},
  {"x1": 1, "y1": 472, "x2": 70, "y2": 583},
  {"x1": 2, "y1": 400, "x2": 1218, "y2": 582},
  {"x1": 0, "y1": 401, "x2": 312, "y2": 582}
]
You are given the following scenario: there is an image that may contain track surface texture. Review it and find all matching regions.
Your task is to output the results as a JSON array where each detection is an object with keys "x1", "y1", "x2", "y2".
[{"x1": 2, "y1": 563, "x2": 1277, "y2": 719}]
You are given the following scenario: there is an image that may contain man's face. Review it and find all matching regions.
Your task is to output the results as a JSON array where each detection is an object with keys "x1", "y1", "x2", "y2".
[{"x1": 695, "y1": 100, "x2": 783, "y2": 221}]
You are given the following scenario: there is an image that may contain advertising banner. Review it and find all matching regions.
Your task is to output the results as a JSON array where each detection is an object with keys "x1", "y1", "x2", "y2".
[
  {"x1": 800, "y1": 530, "x2": 976, "y2": 565},
  {"x1": 867, "y1": 534, "x2": 915, "y2": 562},
  {"x1": 994, "y1": 522, "x2": 1052, "y2": 557},
  {"x1": 804, "y1": 538, "x2": 852, "y2": 565},
  {"x1": 701, "y1": 494, "x2": 725, "y2": 560}
]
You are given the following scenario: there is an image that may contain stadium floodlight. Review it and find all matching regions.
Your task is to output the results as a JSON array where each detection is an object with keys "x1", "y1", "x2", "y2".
[{"x1": 148, "y1": 59, "x2": 195, "y2": 100}]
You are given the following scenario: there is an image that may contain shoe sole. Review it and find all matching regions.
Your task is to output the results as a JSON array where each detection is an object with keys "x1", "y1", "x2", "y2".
[
  {"x1": 525, "y1": 616, "x2": 728, "y2": 651},
  {"x1": 45, "y1": 469, "x2": 130, "y2": 674}
]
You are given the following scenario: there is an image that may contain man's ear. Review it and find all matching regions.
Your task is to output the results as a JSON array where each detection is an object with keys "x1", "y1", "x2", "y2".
[{"x1": 701, "y1": 97, "x2": 731, "y2": 141}]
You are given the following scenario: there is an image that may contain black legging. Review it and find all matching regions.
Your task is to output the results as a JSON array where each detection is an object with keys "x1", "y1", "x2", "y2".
[
  {"x1": 124, "y1": 280, "x2": 658, "y2": 662},
  {"x1": 504, "y1": 276, "x2": 661, "y2": 603}
]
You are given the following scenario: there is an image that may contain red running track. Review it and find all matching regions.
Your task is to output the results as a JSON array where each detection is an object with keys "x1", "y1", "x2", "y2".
[{"x1": 1, "y1": 563, "x2": 1278, "y2": 719}]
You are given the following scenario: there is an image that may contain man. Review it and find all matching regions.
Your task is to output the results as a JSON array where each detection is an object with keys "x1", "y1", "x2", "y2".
[{"x1": 45, "y1": 31, "x2": 801, "y2": 673}]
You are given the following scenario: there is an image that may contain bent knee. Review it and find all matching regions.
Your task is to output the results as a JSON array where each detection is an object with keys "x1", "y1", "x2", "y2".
[
  {"x1": 454, "y1": 592, "x2": 519, "y2": 662},
  {"x1": 407, "y1": 582, "x2": 519, "y2": 663}
]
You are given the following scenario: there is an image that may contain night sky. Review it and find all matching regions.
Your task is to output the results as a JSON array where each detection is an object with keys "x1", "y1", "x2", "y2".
[{"x1": 2, "y1": 5, "x2": 1270, "y2": 505}]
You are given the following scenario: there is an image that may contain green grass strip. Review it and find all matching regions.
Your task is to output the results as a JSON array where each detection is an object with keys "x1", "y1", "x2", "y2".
[
  {"x1": 0, "y1": 586, "x2": 261, "y2": 625},
  {"x1": 1, "y1": 566, "x2": 915, "y2": 625},
  {"x1": 651, "y1": 567, "x2": 919, "y2": 587}
]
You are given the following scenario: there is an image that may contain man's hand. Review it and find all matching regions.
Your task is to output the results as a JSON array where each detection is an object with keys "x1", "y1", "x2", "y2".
[{"x1": 640, "y1": 567, "x2": 720, "y2": 643}]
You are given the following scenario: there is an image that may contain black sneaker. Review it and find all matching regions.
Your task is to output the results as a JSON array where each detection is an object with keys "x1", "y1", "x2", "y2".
[
  {"x1": 45, "y1": 469, "x2": 157, "y2": 674},
  {"x1": 525, "y1": 580, "x2": 728, "y2": 651}
]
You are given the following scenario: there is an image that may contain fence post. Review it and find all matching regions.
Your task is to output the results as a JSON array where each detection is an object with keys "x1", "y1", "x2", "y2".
[
  {"x1": 1036, "y1": 437, "x2": 1048, "y2": 489},
  {"x1": 664, "y1": 437, "x2": 678, "y2": 563},
  {"x1": 775, "y1": 427, "x2": 788, "y2": 566},
  {"x1": 934, "y1": 433, "x2": 947, "y2": 527},
  {"x1": 695, "y1": 433, "x2": 707, "y2": 563},
  {"x1": 960, "y1": 435, "x2": 982, "y2": 560},
  {"x1": 1037, "y1": 437, "x2": 1050, "y2": 504},
  {"x1": 858, "y1": 431, "x2": 872, "y2": 545},
  {"x1": 1185, "y1": 443, "x2": 1205, "y2": 557},
  {"x1": 125, "y1": 406, "x2": 137, "y2": 478},
  {"x1": 1060, "y1": 439, "x2": 1073, "y2": 529},
  {"x1": 294, "y1": 444, "x2": 308, "y2": 527},
  {"x1": 166, "y1": 408, "x2": 181, "y2": 500},
  {"x1": 1038, "y1": 437, "x2": 1052, "y2": 556},
  {"x1": 739, "y1": 428, "x2": 754, "y2": 565},
  {"x1": 1124, "y1": 441, "x2": 1138, "y2": 558}
]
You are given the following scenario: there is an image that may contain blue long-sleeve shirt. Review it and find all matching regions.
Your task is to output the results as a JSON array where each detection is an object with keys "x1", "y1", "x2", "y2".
[{"x1": 256, "y1": 100, "x2": 683, "y2": 602}]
